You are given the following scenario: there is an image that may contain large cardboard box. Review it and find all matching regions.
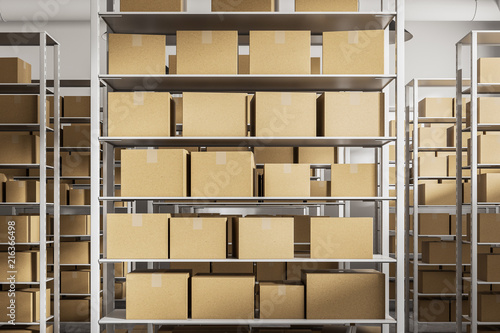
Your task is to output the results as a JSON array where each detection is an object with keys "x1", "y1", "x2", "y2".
[
  {"x1": 107, "y1": 214, "x2": 169, "y2": 259},
  {"x1": 6, "y1": 181, "x2": 39, "y2": 203},
  {"x1": 61, "y1": 215, "x2": 90, "y2": 236},
  {"x1": 0, "y1": 288, "x2": 49, "y2": 322},
  {"x1": 61, "y1": 241, "x2": 90, "y2": 264},
  {"x1": 121, "y1": 0, "x2": 184, "y2": 11},
  {"x1": 234, "y1": 217, "x2": 294, "y2": 259},
  {"x1": 286, "y1": 262, "x2": 338, "y2": 281},
  {"x1": 478, "y1": 254, "x2": 500, "y2": 282},
  {"x1": 249, "y1": 31, "x2": 310, "y2": 74},
  {"x1": 0, "y1": 96, "x2": 49, "y2": 125},
  {"x1": 252, "y1": 92, "x2": 316, "y2": 137},
  {"x1": 0, "y1": 58, "x2": 31, "y2": 83},
  {"x1": 323, "y1": 30, "x2": 384, "y2": 75},
  {"x1": 212, "y1": 0, "x2": 274, "y2": 11},
  {"x1": 183, "y1": 93, "x2": 247, "y2": 137},
  {"x1": 418, "y1": 98, "x2": 454, "y2": 118},
  {"x1": 418, "y1": 214, "x2": 450, "y2": 235},
  {"x1": 127, "y1": 271, "x2": 189, "y2": 319},
  {"x1": 169, "y1": 262, "x2": 211, "y2": 275},
  {"x1": 478, "y1": 58, "x2": 500, "y2": 83},
  {"x1": 121, "y1": 149, "x2": 188, "y2": 197},
  {"x1": 108, "y1": 92, "x2": 174, "y2": 137},
  {"x1": 447, "y1": 154, "x2": 470, "y2": 177},
  {"x1": 310, "y1": 217, "x2": 373, "y2": 259},
  {"x1": 0, "y1": 216, "x2": 39, "y2": 243},
  {"x1": 170, "y1": 217, "x2": 227, "y2": 259},
  {"x1": 263, "y1": 164, "x2": 310, "y2": 197},
  {"x1": 0, "y1": 133, "x2": 39, "y2": 163},
  {"x1": 60, "y1": 298, "x2": 90, "y2": 322},
  {"x1": 63, "y1": 96, "x2": 90, "y2": 117},
  {"x1": 418, "y1": 270, "x2": 456, "y2": 294},
  {"x1": 474, "y1": 134, "x2": 500, "y2": 164},
  {"x1": 295, "y1": 0, "x2": 358, "y2": 11},
  {"x1": 418, "y1": 126, "x2": 447, "y2": 148},
  {"x1": 296, "y1": 147, "x2": 336, "y2": 164},
  {"x1": 61, "y1": 152, "x2": 90, "y2": 177},
  {"x1": 177, "y1": 31, "x2": 238, "y2": 74},
  {"x1": 418, "y1": 298, "x2": 450, "y2": 322},
  {"x1": 302, "y1": 270, "x2": 385, "y2": 319},
  {"x1": 418, "y1": 156, "x2": 447, "y2": 177},
  {"x1": 254, "y1": 147, "x2": 294, "y2": 164},
  {"x1": 191, "y1": 152, "x2": 255, "y2": 197},
  {"x1": 108, "y1": 34, "x2": 166, "y2": 75},
  {"x1": 259, "y1": 283, "x2": 304, "y2": 319},
  {"x1": 467, "y1": 97, "x2": 500, "y2": 127},
  {"x1": 256, "y1": 262, "x2": 286, "y2": 281},
  {"x1": 478, "y1": 213, "x2": 500, "y2": 243},
  {"x1": 478, "y1": 173, "x2": 500, "y2": 202},
  {"x1": 422, "y1": 241, "x2": 470, "y2": 264},
  {"x1": 192, "y1": 275, "x2": 255, "y2": 319},
  {"x1": 418, "y1": 183, "x2": 456, "y2": 205},
  {"x1": 0, "y1": 251, "x2": 39, "y2": 282},
  {"x1": 478, "y1": 292, "x2": 500, "y2": 322},
  {"x1": 317, "y1": 92, "x2": 384, "y2": 137},
  {"x1": 61, "y1": 270, "x2": 90, "y2": 294},
  {"x1": 63, "y1": 124, "x2": 90, "y2": 147},
  {"x1": 331, "y1": 164, "x2": 377, "y2": 197}
]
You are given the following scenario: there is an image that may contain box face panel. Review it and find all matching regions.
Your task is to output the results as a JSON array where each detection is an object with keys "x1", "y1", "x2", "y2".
[
  {"x1": 418, "y1": 270, "x2": 456, "y2": 294},
  {"x1": 61, "y1": 152, "x2": 90, "y2": 177},
  {"x1": 418, "y1": 214, "x2": 450, "y2": 235},
  {"x1": 61, "y1": 271, "x2": 91, "y2": 294},
  {"x1": 295, "y1": 0, "x2": 358, "y2": 11},
  {"x1": 418, "y1": 98, "x2": 454, "y2": 118},
  {"x1": 177, "y1": 31, "x2": 238, "y2": 74},
  {"x1": 0, "y1": 133, "x2": 37, "y2": 164},
  {"x1": 60, "y1": 215, "x2": 89, "y2": 236},
  {"x1": 259, "y1": 283, "x2": 304, "y2": 319},
  {"x1": 478, "y1": 254, "x2": 500, "y2": 282},
  {"x1": 63, "y1": 124, "x2": 91, "y2": 147},
  {"x1": 121, "y1": 0, "x2": 184, "y2": 11},
  {"x1": 0, "y1": 58, "x2": 31, "y2": 83},
  {"x1": 249, "y1": 31, "x2": 311, "y2": 75},
  {"x1": 310, "y1": 181, "x2": 329, "y2": 197},
  {"x1": 108, "y1": 92, "x2": 172, "y2": 137},
  {"x1": 263, "y1": 164, "x2": 310, "y2": 197},
  {"x1": 107, "y1": 214, "x2": 169, "y2": 259},
  {"x1": 254, "y1": 147, "x2": 294, "y2": 164},
  {"x1": 297, "y1": 147, "x2": 336, "y2": 164},
  {"x1": 109, "y1": 34, "x2": 166, "y2": 74},
  {"x1": 478, "y1": 135, "x2": 500, "y2": 164},
  {"x1": 418, "y1": 127, "x2": 447, "y2": 148},
  {"x1": 310, "y1": 218, "x2": 373, "y2": 259},
  {"x1": 6, "y1": 181, "x2": 40, "y2": 203},
  {"x1": 476, "y1": 97, "x2": 500, "y2": 124},
  {"x1": 418, "y1": 156, "x2": 448, "y2": 177},
  {"x1": 0, "y1": 216, "x2": 39, "y2": 243},
  {"x1": 61, "y1": 242, "x2": 90, "y2": 264},
  {"x1": 478, "y1": 293, "x2": 500, "y2": 322},
  {"x1": 0, "y1": 252, "x2": 37, "y2": 282},
  {"x1": 418, "y1": 299, "x2": 450, "y2": 322},
  {"x1": 0, "y1": 292, "x2": 33, "y2": 322},
  {"x1": 479, "y1": 174, "x2": 500, "y2": 202},
  {"x1": 418, "y1": 183, "x2": 456, "y2": 205},
  {"x1": 331, "y1": 164, "x2": 377, "y2": 197},
  {"x1": 64, "y1": 96, "x2": 91, "y2": 117},
  {"x1": 0, "y1": 95, "x2": 42, "y2": 124},
  {"x1": 478, "y1": 58, "x2": 500, "y2": 83},
  {"x1": 212, "y1": 0, "x2": 274, "y2": 11},
  {"x1": 256, "y1": 262, "x2": 286, "y2": 281},
  {"x1": 422, "y1": 241, "x2": 470, "y2": 264},
  {"x1": 478, "y1": 213, "x2": 500, "y2": 243}
]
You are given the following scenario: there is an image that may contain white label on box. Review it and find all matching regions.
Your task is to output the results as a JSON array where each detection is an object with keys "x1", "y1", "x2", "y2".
[
  {"x1": 277, "y1": 285, "x2": 287, "y2": 296},
  {"x1": 23, "y1": 62, "x2": 27, "y2": 69},
  {"x1": 193, "y1": 218, "x2": 203, "y2": 230},
  {"x1": 132, "y1": 35, "x2": 143, "y2": 47},
  {"x1": 133, "y1": 92, "x2": 145, "y2": 106},
  {"x1": 132, "y1": 215, "x2": 143, "y2": 227},
  {"x1": 350, "y1": 164, "x2": 358, "y2": 174},
  {"x1": 348, "y1": 31, "x2": 359, "y2": 44},
  {"x1": 216, "y1": 152, "x2": 226, "y2": 165},
  {"x1": 275, "y1": 31, "x2": 286, "y2": 44},
  {"x1": 349, "y1": 92, "x2": 361, "y2": 106},
  {"x1": 147, "y1": 149, "x2": 158, "y2": 164},
  {"x1": 281, "y1": 93, "x2": 292, "y2": 106},
  {"x1": 283, "y1": 164, "x2": 292, "y2": 174},
  {"x1": 151, "y1": 274, "x2": 162, "y2": 288},
  {"x1": 202, "y1": 31, "x2": 213, "y2": 44},
  {"x1": 261, "y1": 218, "x2": 272, "y2": 230}
]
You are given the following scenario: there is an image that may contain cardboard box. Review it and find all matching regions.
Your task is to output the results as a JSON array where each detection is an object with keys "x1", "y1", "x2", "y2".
[
  {"x1": 477, "y1": 213, "x2": 500, "y2": 243},
  {"x1": 317, "y1": 92, "x2": 384, "y2": 137},
  {"x1": 69, "y1": 188, "x2": 90, "y2": 206},
  {"x1": 63, "y1": 124, "x2": 90, "y2": 147},
  {"x1": 446, "y1": 125, "x2": 470, "y2": 148},
  {"x1": 0, "y1": 251, "x2": 39, "y2": 282},
  {"x1": 331, "y1": 164, "x2": 377, "y2": 197},
  {"x1": 121, "y1": 149, "x2": 188, "y2": 197},
  {"x1": 310, "y1": 181, "x2": 330, "y2": 197},
  {"x1": 61, "y1": 270, "x2": 90, "y2": 294},
  {"x1": 249, "y1": 31, "x2": 310, "y2": 74},
  {"x1": 0, "y1": 288, "x2": 49, "y2": 322},
  {"x1": 478, "y1": 292, "x2": 500, "y2": 322},
  {"x1": 447, "y1": 154, "x2": 470, "y2": 177},
  {"x1": 63, "y1": 96, "x2": 90, "y2": 117},
  {"x1": 239, "y1": 55, "x2": 250, "y2": 74},
  {"x1": 418, "y1": 156, "x2": 447, "y2": 177},
  {"x1": 478, "y1": 58, "x2": 500, "y2": 83},
  {"x1": 6, "y1": 181, "x2": 39, "y2": 203},
  {"x1": 0, "y1": 216, "x2": 39, "y2": 243},
  {"x1": 311, "y1": 57, "x2": 320, "y2": 74},
  {"x1": 60, "y1": 298, "x2": 90, "y2": 322},
  {"x1": 310, "y1": 217, "x2": 373, "y2": 259},
  {"x1": 263, "y1": 164, "x2": 310, "y2": 197},
  {"x1": 127, "y1": 271, "x2": 189, "y2": 319},
  {"x1": 259, "y1": 283, "x2": 304, "y2": 319},
  {"x1": 234, "y1": 217, "x2": 294, "y2": 259},
  {"x1": 256, "y1": 262, "x2": 286, "y2": 281},
  {"x1": 418, "y1": 183, "x2": 456, "y2": 205},
  {"x1": 183, "y1": 93, "x2": 247, "y2": 137},
  {"x1": 0, "y1": 133, "x2": 39, "y2": 164},
  {"x1": 252, "y1": 92, "x2": 316, "y2": 137},
  {"x1": 108, "y1": 34, "x2": 166, "y2": 74},
  {"x1": 422, "y1": 241, "x2": 470, "y2": 264},
  {"x1": 121, "y1": 0, "x2": 183, "y2": 11},
  {"x1": 192, "y1": 275, "x2": 255, "y2": 319},
  {"x1": 60, "y1": 215, "x2": 90, "y2": 236},
  {"x1": 323, "y1": 30, "x2": 384, "y2": 75},
  {"x1": 0, "y1": 96, "x2": 49, "y2": 125},
  {"x1": 211, "y1": 262, "x2": 254, "y2": 274},
  {"x1": 418, "y1": 98, "x2": 454, "y2": 118},
  {"x1": 170, "y1": 217, "x2": 227, "y2": 259},
  {"x1": 418, "y1": 214, "x2": 450, "y2": 235},
  {"x1": 108, "y1": 92, "x2": 174, "y2": 137},
  {"x1": 296, "y1": 147, "x2": 336, "y2": 164},
  {"x1": 302, "y1": 270, "x2": 385, "y2": 319},
  {"x1": 254, "y1": 147, "x2": 294, "y2": 164},
  {"x1": 479, "y1": 173, "x2": 500, "y2": 202},
  {"x1": 478, "y1": 254, "x2": 500, "y2": 282},
  {"x1": 418, "y1": 270, "x2": 456, "y2": 294},
  {"x1": 107, "y1": 214, "x2": 169, "y2": 259},
  {"x1": 286, "y1": 262, "x2": 338, "y2": 281},
  {"x1": 295, "y1": 0, "x2": 358, "y2": 11},
  {"x1": 418, "y1": 298, "x2": 450, "y2": 322},
  {"x1": 191, "y1": 152, "x2": 255, "y2": 197},
  {"x1": 467, "y1": 97, "x2": 500, "y2": 127},
  {"x1": 61, "y1": 152, "x2": 90, "y2": 177},
  {"x1": 0, "y1": 58, "x2": 31, "y2": 83},
  {"x1": 61, "y1": 241, "x2": 90, "y2": 264},
  {"x1": 169, "y1": 262, "x2": 211, "y2": 275},
  {"x1": 212, "y1": 0, "x2": 274, "y2": 11},
  {"x1": 418, "y1": 126, "x2": 448, "y2": 148},
  {"x1": 177, "y1": 31, "x2": 238, "y2": 74},
  {"x1": 474, "y1": 134, "x2": 500, "y2": 164},
  {"x1": 115, "y1": 281, "x2": 126, "y2": 299}
]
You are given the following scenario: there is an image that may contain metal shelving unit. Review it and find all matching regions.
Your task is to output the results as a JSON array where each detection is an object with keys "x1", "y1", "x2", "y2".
[
  {"x1": 0, "y1": 32, "x2": 60, "y2": 333},
  {"x1": 90, "y1": 2, "x2": 406, "y2": 333}
]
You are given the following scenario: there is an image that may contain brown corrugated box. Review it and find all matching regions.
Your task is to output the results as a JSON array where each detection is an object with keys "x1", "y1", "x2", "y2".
[
  {"x1": 0, "y1": 251, "x2": 39, "y2": 282},
  {"x1": 318, "y1": 92, "x2": 384, "y2": 137},
  {"x1": 69, "y1": 188, "x2": 90, "y2": 206},
  {"x1": 419, "y1": 98, "x2": 454, "y2": 118},
  {"x1": 418, "y1": 270, "x2": 456, "y2": 294},
  {"x1": 61, "y1": 241, "x2": 90, "y2": 264},
  {"x1": 63, "y1": 124, "x2": 90, "y2": 147},
  {"x1": 61, "y1": 298, "x2": 90, "y2": 321},
  {"x1": 0, "y1": 96, "x2": 49, "y2": 125},
  {"x1": 0, "y1": 288, "x2": 49, "y2": 322},
  {"x1": 263, "y1": 164, "x2": 310, "y2": 197},
  {"x1": 183, "y1": 93, "x2": 247, "y2": 136},
  {"x1": 286, "y1": 262, "x2": 338, "y2": 281},
  {"x1": 296, "y1": 147, "x2": 336, "y2": 164},
  {"x1": 170, "y1": 217, "x2": 227, "y2": 259},
  {"x1": 447, "y1": 154, "x2": 470, "y2": 177},
  {"x1": 478, "y1": 292, "x2": 500, "y2": 322},
  {"x1": 249, "y1": 31, "x2": 310, "y2": 74},
  {"x1": 466, "y1": 97, "x2": 500, "y2": 127},
  {"x1": 418, "y1": 214, "x2": 450, "y2": 235},
  {"x1": 61, "y1": 215, "x2": 90, "y2": 236},
  {"x1": 211, "y1": 262, "x2": 254, "y2": 274},
  {"x1": 418, "y1": 156, "x2": 447, "y2": 177},
  {"x1": 127, "y1": 271, "x2": 189, "y2": 319},
  {"x1": 108, "y1": 92, "x2": 174, "y2": 137},
  {"x1": 121, "y1": 0, "x2": 184, "y2": 11},
  {"x1": 121, "y1": 149, "x2": 188, "y2": 197},
  {"x1": 478, "y1": 254, "x2": 500, "y2": 282},
  {"x1": 478, "y1": 213, "x2": 500, "y2": 243},
  {"x1": 259, "y1": 282, "x2": 304, "y2": 319},
  {"x1": 234, "y1": 217, "x2": 294, "y2": 259},
  {"x1": 310, "y1": 217, "x2": 373, "y2": 259},
  {"x1": 254, "y1": 147, "x2": 294, "y2": 163},
  {"x1": 252, "y1": 92, "x2": 316, "y2": 137},
  {"x1": 472, "y1": 134, "x2": 500, "y2": 164},
  {"x1": 323, "y1": 30, "x2": 384, "y2": 74},
  {"x1": 192, "y1": 274, "x2": 255, "y2": 319},
  {"x1": 61, "y1": 270, "x2": 90, "y2": 294},
  {"x1": 418, "y1": 126, "x2": 447, "y2": 148},
  {"x1": 191, "y1": 152, "x2": 255, "y2": 197},
  {"x1": 256, "y1": 262, "x2": 286, "y2": 281},
  {"x1": 418, "y1": 298, "x2": 450, "y2": 322},
  {"x1": 302, "y1": 269, "x2": 385, "y2": 319},
  {"x1": 478, "y1": 58, "x2": 500, "y2": 83},
  {"x1": 239, "y1": 55, "x2": 250, "y2": 74},
  {"x1": 212, "y1": 0, "x2": 274, "y2": 11},
  {"x1": 107, "y1": 214, "x2": 169, "y2": 259},
  {"x1": 295, "y1": 0, "x2": 358, "y2": 11},
  {"x1": 0, "y1": 133, "x2": 39, "y2": 163},
  {"x1": 61, "y1": 152, "x2": 90, "y2": 176},
  {"x1": 63, "y1": 96, "x2": 90, "y2": 117},
  {"x1": 311, "y1": 57, "x2": 321, "y2": 74},
  {"x1": 6, "y1": 181, "x2": 40, "y2": 203},
  {"x1": 177, "y1": 31, "x2": 238, "y2": 74},
  {"x1": 0, "y1": 216, "x2": 39, "y2": 243},
  {"x1": 422, "y1": 241, "x2": 470, "y2": 264},
  {"x1": 331, "y1": 164, "x2": 377, "y2": 197},
  {"x1": 169, "y1": 262, "x2": 211, "y2": 275},
  {"x1": 418, "y1": 182, "x2": 456, "y2": 205},
  {"x1": 446, "y1": 125, "x2": 470, "y2": 148},
  {"x1": 479, "y1": 173, "x2": 500, "y2": 202},
  {"x1": 0, "y1": 58, "x2": 31, "y2": 83},
  {"x1": 108, "y1": 34, "x2": 166, "y2": 74},
  {"x1": 310, "y1": 181, "x2": 330, "y2": 197}
]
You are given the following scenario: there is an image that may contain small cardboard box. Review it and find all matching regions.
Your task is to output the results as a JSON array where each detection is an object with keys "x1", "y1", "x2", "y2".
[
  {"x1": 107, "y1": 214, "x2": 169, "y2": 259},
  {"x1": 183, "y1": 93, "x2": 247, "y2": 137},
  {"x1": 0, "y1": 251, "x2": 39, "y2": 282},
  {"x1": 234, "y1": 217, "x2": 294, "y2": 259},
  {"x1": 418, "y1": 214, "x2": 450, "y2": 235},
  {"x1": 286, "y1": 262, "x2": 338, "y2": 281},
  {"x1": 61, "y1": 215, "x2": 90, "y2": 236},
  {"x1": 474, "y1": 134, "x2": 500, "y2": 164},
  {"x1": 263, "y1": 164, "x2": 310, "y2": 197},
  {"x1": 0, "y1": 58, "x2": 31, "y2": 83},
  {"x1": 317, "y1": 92, "x2": 384, "y2": 137},
  {"x1": 418, "y1": 183, "x2": 456, "y2": 205},
  {"x1": 478, "y1": 58, "x2": 500, "y2": 83},
  {"x1": 295, "y1": 0, "x2": 358, "y2": 11},
  {"x1": 121, "y1": 0, "x2": 184, "y2": 11},
  {"x1": 418, "y1": 98, "x2": 454, "y2": 118},
  {"x1": 108, "y1": 92, "x2": 174, "y2": 137},
  {"x1": 69, "y1": 188, "x2": 90, "y2": 206},
  {"x1": 191, "y1": 152, "x2": 255, "y2": 197},
  {"x1": 478, "y1": 213, "x2": 500, "y2": 243},
  {"x1": 0, "y1": 96, "x2": 49, "y2": 125},
  {"x1": 418, "y1": 126, "x2": 448, "y2": 148},
  {"x1": 6, "y1": 181, "x2": 40, "y2": 203},
  {"x1": 63, "y1": 124, "x2": 90, "y2": 147},
  {"x1": 478, "y1": 292, "x2": 500, "y2": 322},
  {"x1": 331, "y1": 164, "x2": 377, "y2": 197},
  {"x1": 323, "y1": 30, "x2": 384, "y2": 75},
  {"x1": 478, "y1": 254, "x2": 500, "y2": 282},
  {"x1": 0, "y1": 216, "x2": 39, "y2": 243},
  {"x1": 446, "y1": 125, "x2": 470, "y2": 148},
  {"x1": 0, "y1": 288, "x2": 49, "y2": 322},
  {"x1": 249, "y1": 31, "x2": 310, "y2": 74},
  {"x1": 296, "y1": 147, "x2": 336, "y2": 164},
  {"x1": 418, "y1": 298, "x2": 450, "y2": 322},
  {"x1": 61, "y1": 241, "x2": 90, "y2": 264},
  {"x1": 253, "y1": 147, "x2": 294, "y2": 164},
  {"x1": 212, "y1": 0, "x2": 274, "y2": 11},
  {"x1": 63, "y1": 96, "x2": 90, "y2": 117},
  {"x1": 192, "y1": 275, "x2": 255, "y2": 319},
  {"x1": 177, "y1": 31, "x2": 238, "y2": 74},
  {"x1": 61, "y1": 270, "x2": 91, "y2": 294},
  {"x1": 467, "y1": 97, "x2": 500, "y2": 127},
  {"x1": 418, "y1": 156, "x2": 448, "y2": 177},
  {"x1": 108, "y1": 34, "x2": 166, "y2": 75},
  {"x1": 61, "y1": 298, "x2": 90, "y2": 322},
  {"x1": 170, "y1": 217, "x2": 227, "y2": 259},
  {"x1": 121, "y1": 149, "x2": 188, "y2": 197},
  {"x1": 418, "y1": 270, "x2": 456, "y2": 294},
  {"x1": 169, "y1": 262, "x2": 211, "y2": 275},
  {"x1": 256, "y1": 262, "x2": 286, "y2": 281},
  {"x1": 259, "y1": 282, "x2": 304, "y2": 319},
  {"x1": 252, "y1": 92, "x2": 316, "y2": 137},
  {"x1": 0, "y1": 133, "x2": 39, "y2": 164},
  {"x1": 302, "y1": 270, "x2": 385, "y2": 319},
  {"x1": 61, "y1": 152, "x2": 90, "y2": 177},
  {"x1": 127, "y1": 271, "x2": 189, "y2": 319},
  {"x1": 447, "y1": 154, "x2": 470, "y2": 177},
  {"x1": 479, "y1": 173, "x2": 500, "y2": 202},
  {"x1": 310, "y1": 217, "x2": 373, "y2": 259},
  {"x1": 422, "y1": 241, "x2": 470, "y2": 265},
  {"x1": 211, "y1": 262, "x2": 254, "y2": 274}
]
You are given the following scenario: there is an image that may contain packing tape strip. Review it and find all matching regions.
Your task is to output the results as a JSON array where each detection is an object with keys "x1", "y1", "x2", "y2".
[
  {"x1": 216, "y1": 152, "x2": 227, "y2": 165},
  {"x1": 348, "y1": 31, "x2": 359, "y2": 44},
  {"x1": 202, "y1": 31, "x2": 213, "y2": 44},
  {"x1": 132, "y1": 34, "x2": 143, "y2": 47},
  {"x1": 277, "y1": 285, "x2": 287, "y2": 296},
  {"x1": 132, "y1": 215, "x2": 143, "y2": 227},
  {"x1": 350, "y1": 164, "x2": 358, "y2": 174},
  {"x1": 133, "y1": 92, "x2": 145, "y2": 106},
  {"x1": 283, "y1": 164, "x2": 292, "y2": 174},
  {"x1": 281, "y1": 92, "x2": 292, "y2": 106},
  {"x1": 275, "y1": 31, "x2": 286, "y2": 44},
  {"x1": 151, "y1": 274, "x2": 162, "y2": 288},
  {"x1": 147, "y1": 149, "x2": 158, "y2": 164},
  {"x1": 261, "y1": 218, "x2": 272, "y2": 230},
  {"x1": 193, "y1": 218, "x2": 203, "y2": 230},
  {"x1": 349, "y1": 92, "x2": 361, "y2": 106}
]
